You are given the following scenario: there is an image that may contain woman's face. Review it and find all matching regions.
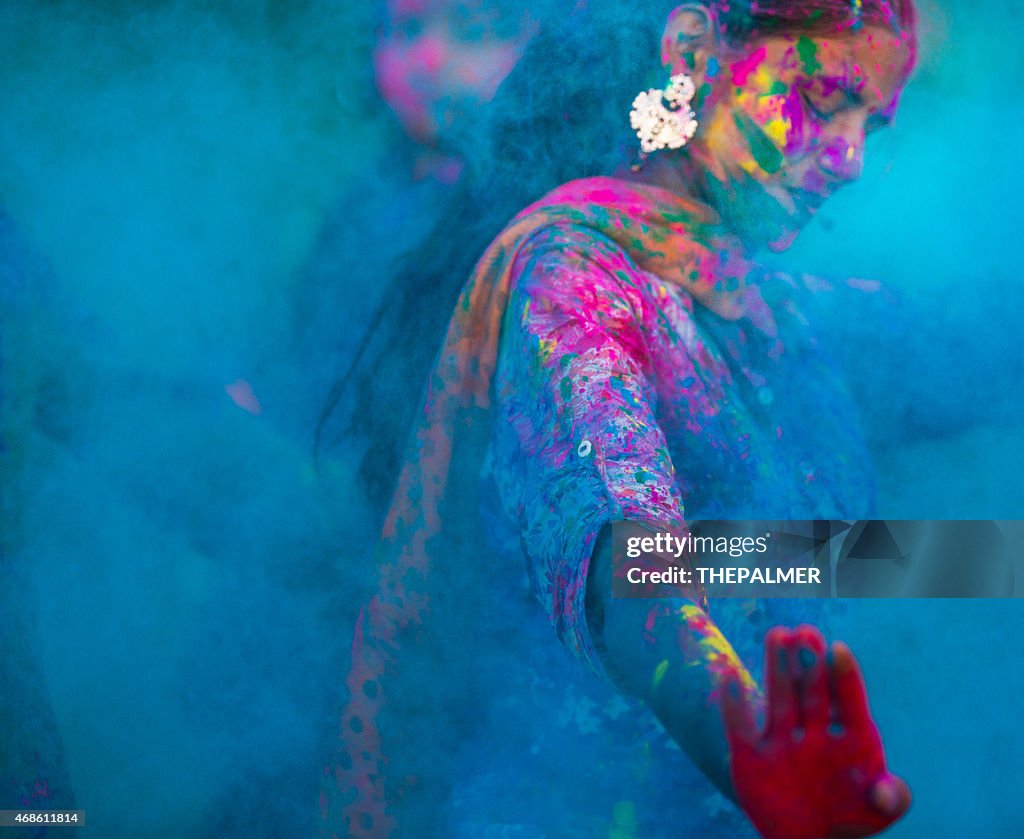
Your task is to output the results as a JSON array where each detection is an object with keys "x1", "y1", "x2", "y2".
[
  {"x1": 689, "y1": 26, "x2": 914, "y2": 251},
  {"x1": 374, "y1": 0, "x2": 537, "y2": 145}
]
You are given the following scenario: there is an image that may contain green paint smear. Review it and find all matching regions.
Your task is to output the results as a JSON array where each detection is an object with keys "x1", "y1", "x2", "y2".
[
  {"x1": 733, "y1": 111, "x2": 784, "y2": 175},
  {"x1": 797, "y1": 36, "x2": 822, "y2": 76},
  {"x1": 695, "y1": 81, "x2": 712, "y2": 110},
  {"x1": 652, "y1": 659, "x2": 670, "y2": 691},
  {"x1": 769, "y1": 81, "x2": 788, "y2": 96},
  {"x1": 611, "y1": 800, "x2": 638, "y2": 835}
]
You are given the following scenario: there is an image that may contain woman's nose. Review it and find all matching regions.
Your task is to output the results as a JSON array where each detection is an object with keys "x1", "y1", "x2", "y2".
[{"x1": 818, "y1": 134, "x2": 864, "y2": 183}]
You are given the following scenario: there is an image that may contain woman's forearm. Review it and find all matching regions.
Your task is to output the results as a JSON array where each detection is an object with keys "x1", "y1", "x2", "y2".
[{"x1": 586, "y1": 523, "x2": 761, "y2": 799}]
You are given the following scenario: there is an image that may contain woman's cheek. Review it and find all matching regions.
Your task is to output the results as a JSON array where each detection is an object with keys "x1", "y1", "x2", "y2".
[
  {"x1": 725, "y1": 74, "x2": 800, "y2": 180},
  {"x1": 702, "y1": 107, "x2": 761, "y2": 180},
  {"x1": 780, "y1": 88, "x2": 811, "y2": 155},
  {"x1": 373, "y1": 41, "x2": 444, "y2": 138},
  {"x1": 758, "y1": 93, "x2": 796, "y2": 153},
  {"x1": 729, "y1": 93, "x2": 787, "y2": 181}
]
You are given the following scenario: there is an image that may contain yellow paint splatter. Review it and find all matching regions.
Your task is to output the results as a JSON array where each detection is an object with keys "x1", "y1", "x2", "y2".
[
  {"x1": 763, "y1": 116, "x2": 790, "y2": 147},
  {"x1": 738, "y1": 156, "x2": 759, "y2": 176},
  {"x1": 537, "y1": 336, "x2": 557, "y2": 362},
  {"x1": 677, "y1": 604, "x2": 758, "y2": 692}
]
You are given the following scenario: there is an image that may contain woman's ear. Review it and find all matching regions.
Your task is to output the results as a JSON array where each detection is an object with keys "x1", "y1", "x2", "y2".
[{"x1": 660, "y1": 3, "x2": 722, "y2": 81}]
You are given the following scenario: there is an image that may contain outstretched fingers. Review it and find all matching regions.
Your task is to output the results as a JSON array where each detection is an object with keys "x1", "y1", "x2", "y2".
[
  {"x1": 793, "y1": 624, "x2": 829, "y2": 732},
  {"x1": 829, "y1": 641, "x2": 873, "y2": 732},
  {"x1": 765, "y1": 627, "x2": 798, "y2": 737}
]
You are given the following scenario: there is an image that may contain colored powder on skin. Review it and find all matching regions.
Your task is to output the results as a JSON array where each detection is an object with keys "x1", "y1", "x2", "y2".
[
  {"x1": 732, "y1": 110, "x2": 784, "y2": 175},
  {"x1": 758, "y1": 82, "x2": 793, "y2": 147},
  {"x1": 730, "y1": 45, "x2": 767, "y2": 86},
  {"x1": 706, "y1": 55, "x2": 720, "y2": 78},
  {"x1": 796, "y1": 35, "x2": 823, "y2": 76},
  {"x1": 762, "y1": 110, "x2": 790, "y2": 148},
  {"x1": 780, "y1": 89, "x2": 806, "y2": 153},
  {"x1": 676, "y1": 604, "x2": 757, "y2": 692}
]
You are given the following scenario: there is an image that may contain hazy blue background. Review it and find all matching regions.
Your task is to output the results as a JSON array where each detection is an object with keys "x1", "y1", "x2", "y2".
[{"x1": 1, "y1": 1, "x2": 1022, "y2": 836}]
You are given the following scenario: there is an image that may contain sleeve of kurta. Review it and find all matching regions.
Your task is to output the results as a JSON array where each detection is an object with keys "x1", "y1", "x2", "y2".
[{"x1": 487, "y1": 221, "x2": 687, "y2": 679}]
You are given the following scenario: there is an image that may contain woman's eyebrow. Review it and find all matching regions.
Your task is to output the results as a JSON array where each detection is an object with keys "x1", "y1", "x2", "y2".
[
  {"x1": 816, "y1": 60, "x2": 867, "y2": 100},
  {"x1": 819, "y1": 60, "x2": 892, "y2": 111}
]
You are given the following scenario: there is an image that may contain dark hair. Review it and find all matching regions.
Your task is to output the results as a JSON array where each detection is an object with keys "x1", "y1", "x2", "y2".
[{"x1": 316, "y1": 0, "x2": 917, "y2": 515}]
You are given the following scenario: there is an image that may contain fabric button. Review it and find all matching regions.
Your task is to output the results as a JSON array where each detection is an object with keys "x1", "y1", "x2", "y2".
[
  {"x1": 577, "y1": 440, "x2": 593, "y2": 458},
  {"x1": 757, "y1": 386, "x2": 774, "y2": 406}
]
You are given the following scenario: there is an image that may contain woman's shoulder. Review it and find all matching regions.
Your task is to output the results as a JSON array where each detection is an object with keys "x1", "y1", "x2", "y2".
[
  {"x1": 508, "y1": 218, "x2": 666, "y2": 313},
  {"x1": 514, "y1": 217, "x2": 633, "y2": 266}
]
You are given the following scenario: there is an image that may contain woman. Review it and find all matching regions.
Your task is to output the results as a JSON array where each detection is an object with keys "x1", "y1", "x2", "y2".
[
  {"x1": 373, "y1": 0, "x2": 544, "y2": 182},
  {"x1": 320, "y1": 2, "x2": 917, "y2": 836}
]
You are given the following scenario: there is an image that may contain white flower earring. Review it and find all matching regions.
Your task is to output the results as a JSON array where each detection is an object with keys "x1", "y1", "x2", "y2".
[{"x1": 629, "y1": 73, "x2": 699, "y2": 157}]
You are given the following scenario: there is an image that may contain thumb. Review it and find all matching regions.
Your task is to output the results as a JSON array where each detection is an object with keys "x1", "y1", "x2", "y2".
[{"x1": 869, "y1": 773, "x2": 912, "y2": 821}]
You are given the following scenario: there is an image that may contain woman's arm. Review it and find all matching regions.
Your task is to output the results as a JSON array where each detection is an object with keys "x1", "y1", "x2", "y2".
[
  {"x1": 495, "y1": 225, "x2": 909, "y2": 838},
  {"x1": 586, "y1": 521, "x2": 754, "y2": 798},
  {"x1": 587, "y1": 522, "x2": 911, "y2": 839}
]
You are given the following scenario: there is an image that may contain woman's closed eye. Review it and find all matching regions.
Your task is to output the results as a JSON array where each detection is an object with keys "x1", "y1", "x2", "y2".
[
  {"x1": 801, "y1": 82, "x2": 864, "y2": 122},
  {"x1": 800, "y1": 89, "x2": 833, "y2": 121}
]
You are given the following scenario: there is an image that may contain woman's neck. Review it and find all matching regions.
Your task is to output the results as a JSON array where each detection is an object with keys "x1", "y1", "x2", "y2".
[
  {"x1": 616, "y1": 152, "x2": 757, "y2": 258},
  {"x1": 619, "y1": 151, "x2": 697, "y2": 199}
]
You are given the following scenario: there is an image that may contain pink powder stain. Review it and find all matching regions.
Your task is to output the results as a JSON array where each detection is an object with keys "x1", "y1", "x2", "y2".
[
  {"x1": 373, "y1": 34, "x2": 450, "y2": 138},
  {"x1": 846, "y1": 278, "x2": 882, "y2": 293},
  {"x1": 225, "y1": 379, "x2": 263, "y2": 416},
  {"x1": 406, "y1": 33, "x2": 448, "y2": 76},
  {"x1": 730, "y1": 46, "x2": 768, "y2": 86},
  {"x1": 644, "y1": 607, "x2": 659, "y2": 633},
  {"x1": 427, "y1": 154, "x2": 464, "y2": 185},
  {"x1": 584, "y1": 186, "x2": 631, "y2": 204}
]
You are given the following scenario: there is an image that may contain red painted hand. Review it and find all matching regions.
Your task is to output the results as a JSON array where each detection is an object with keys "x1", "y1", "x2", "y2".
[{"x1": 720, "y1": 625, "x2": 911, "y2": 839}]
